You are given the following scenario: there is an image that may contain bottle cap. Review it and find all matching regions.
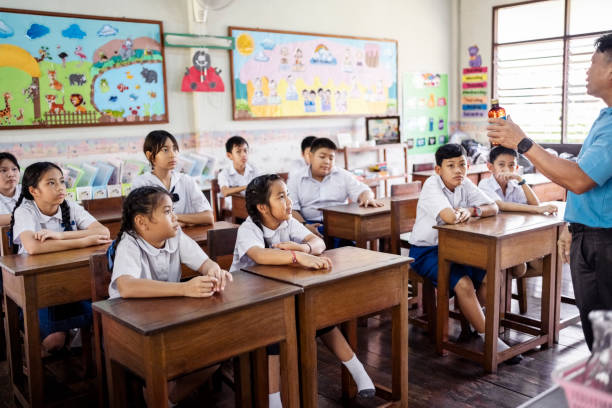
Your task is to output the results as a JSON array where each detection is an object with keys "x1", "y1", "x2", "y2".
[{"x1": 491, "y1": 99, "x2": 499, "y2": 105}]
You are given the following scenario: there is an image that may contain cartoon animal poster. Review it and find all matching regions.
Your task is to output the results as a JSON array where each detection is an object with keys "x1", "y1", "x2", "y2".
[
  {"x1": 403, "y1": 72, "x2": 449, "y2": 154},
  {"x1": 0, "y1": 8, "x2": 168, "y2": 130},
  {"x1": 229, "y1": 27, "x2": 398, "y2": 120}
]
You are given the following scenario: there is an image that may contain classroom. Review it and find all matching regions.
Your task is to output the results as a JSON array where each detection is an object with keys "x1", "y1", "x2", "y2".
[{"x1": 0, "y1": 0, "x2": 610, "y2": 407}]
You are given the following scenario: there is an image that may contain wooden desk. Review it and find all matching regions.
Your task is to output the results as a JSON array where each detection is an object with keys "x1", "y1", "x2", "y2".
[
  {"x1": 230, "y1": 193, "x2": 248, "y2": 224},
  {"x1": 93, "y1": 271, "x2": 302, "y2": 408},
  {"x1": 242, "y1": 246, "x2": 411, "y2": 407},
  {"x1": 412, "y1": 163, "x2": 491, "y2": 186},
  {"x1": 320, "y1": 195, "x2": 417, "y2": 249},
  {"x1": 1, "y1": 244, "x2": 110, "y2": 407},
  {"x1": 435, "y1": 212, "x2": 564, "y2": 373},
  {"x1": 523, "y1": 173, "x2": 566, "y2": 202}
]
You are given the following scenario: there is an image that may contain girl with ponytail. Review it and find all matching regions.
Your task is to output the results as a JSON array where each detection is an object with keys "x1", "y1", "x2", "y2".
[
  {"x1": 229, "y1": 174, "x2": 375, "y2": 407},
  {"x1": 10, "y1": 162, "x2": 111, "y2": 353}
]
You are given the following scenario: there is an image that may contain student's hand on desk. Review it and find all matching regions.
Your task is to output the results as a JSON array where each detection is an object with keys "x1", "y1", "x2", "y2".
[
  {"x1": 34, "y1": 229, "x2": 63, "y2": 242},
  {"x1": 557, "y1": 224, "x2": 571, "y2": 264},
  {"x1": 304, "y1": 223, "x2": 324, "y2": 238},
  {"x1": 536, "y1": 204, "x2": 558, "y2": 215},
  {"x1": 81, "y1": 234, "x2": 113, "y2": 247},
  {"x1": 296, "y1": 252, "x2": 333, "y2": 269},
  {"x1": 183, "y1": 276, "x2": 219, "y2": 298},
  {"x1": 358, "y1": 198, "x2": 384, "y2": 208},
  {"x1": 273, "y1": 241, "x2": 308, "y2": 252},
  {"x1": 205, "y1": 261, "x2": 233, "y2": 291},
  {"x1": 454, "y1": 208, "x2": 471, "y2": 223}
]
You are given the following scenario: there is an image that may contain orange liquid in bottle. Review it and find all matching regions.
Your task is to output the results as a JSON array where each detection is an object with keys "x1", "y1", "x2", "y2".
[{"x1": 488, "y1": 99, "x2": 506, "y2": 146}]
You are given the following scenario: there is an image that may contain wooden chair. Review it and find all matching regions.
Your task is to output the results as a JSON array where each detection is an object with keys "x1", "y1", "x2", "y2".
[
  {"x1": 0, "y1": 225, "x2": 10, "y2": 362},
  {"x1": 391, "y1": 181, "x2": 422, "y2": 197},
  {"x1": 413, "y1": 162, "x2": 434, "y2": 172},
  {"x1": 81, "y1": 196, "x2": 124, "y2": 213},
  {"x1": 211, "y1": 178, "x2": 232, "y2": 222},
  {"x1": 206, "y1": 226, "x2": 239, "y2": 270}
]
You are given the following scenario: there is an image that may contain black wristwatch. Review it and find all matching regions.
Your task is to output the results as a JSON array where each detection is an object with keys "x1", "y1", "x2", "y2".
[{"x1": 517, "y1": 137, "x2": 534, "y2": 154}]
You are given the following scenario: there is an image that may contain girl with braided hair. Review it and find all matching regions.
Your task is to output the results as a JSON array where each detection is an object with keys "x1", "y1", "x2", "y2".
[
  {"x1": 229, "y1": 174, "x2": 375, "y2": 407},
  {"x1": 10, "y1": 161, "x2": 111, "y2": 353},
  {"x1": 0, "y1": 152, "x2": 21, "y2": 225},
  {"x1": 107, "y1": 185, "x2": 231, "y2": 405}
]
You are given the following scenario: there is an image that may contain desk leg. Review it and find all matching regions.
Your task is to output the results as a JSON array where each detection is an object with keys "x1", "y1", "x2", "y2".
[
  {"x1": 23, "y1": 277, "x2": 44, "y2": 407},
  {"x1": 4, "y1": 293, "x2": 23, "y2": 404},
  {"x1": 280, "y1": 297, "x2": 300, "y2": 408},
  {"x1": 484, "y1": 247, "x2": 501, "y2": 374},
  {"x1": 341, "y1": 319, "x2": 357, "y2": 400},
  {"x1": 143, "y1": 336, "x2": 169, "y2": 408},
  {"x1": 235, "y1": 353, "x2": 254, "y2": 408},
  {"x1": 436, "y1": 256, "x2": 451, "y2": 356},
  {"x1": 542, "y1": 252, "x2": 555, "y2": 349},
  {"x1": 297, "y1": 294, "x2": 318, "y2": 408},
  {"x1": 105, "y1": 357, "x2": 128, "y2": 408},
  {"x1": 554, "y1": 226, "x2": 563, "y2": 344},
  {"x1": 392, "y1": 266, "x2": 409, "y2": 407}
]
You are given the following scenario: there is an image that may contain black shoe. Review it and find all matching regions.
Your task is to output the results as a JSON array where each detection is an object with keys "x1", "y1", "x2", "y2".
[
  {"x1": 505, "y1": 354, "x2": 523, "y2": 365},
  {"x1": 358, "y1": 388, "x2": 376, "y2": 398}
]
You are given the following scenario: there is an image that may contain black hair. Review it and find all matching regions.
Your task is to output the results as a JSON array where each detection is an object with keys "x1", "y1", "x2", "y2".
[
  {"x1": 107, "y1": 186, "x2": 171, "y2": 269},
  {"x1": 0, "y1": 152, "x2": 20, "y2": 169},
  {"x1": 309, "y1": 137, "x2": 337, "y2": 154},
  {"x1": 245, "y1": 174, "x2": 282, "y2": 247},
  {"x1": 489, "y1": 146, "x2": 518, "y2": 164},
  {"x1": 9, "y1": 162, "x2": 72, "y2": 252},
  {"x1": 143, "y1": 130, "x2": 179, "y2": 166},
  {"x1": 225, "y1": 135, "x2": 249, "y2": 153},
  {"x1": 595, "y1": 33, "x2": 612, "y2": 61},
  {"x1": 301, "y1": 136, "x2": 316, "y2": 153},
  {"x1": 435, "y1": 143, "x2": 467, "y2": 166}
]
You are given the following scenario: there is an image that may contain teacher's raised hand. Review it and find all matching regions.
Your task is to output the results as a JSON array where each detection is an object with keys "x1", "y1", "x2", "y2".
[{"x1": 486, "y1": 115, "x2": 527, "y2": 149}]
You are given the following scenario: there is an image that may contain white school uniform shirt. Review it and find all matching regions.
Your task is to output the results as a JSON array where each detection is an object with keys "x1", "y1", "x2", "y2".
[
  {"x1": 287, "y1": 165, "x2": 370, "y2": 222},
  {"x1": 0, "y1": 184, "x2": 21, "y2": 215},
  {"x1": 478, "y1": 176, "x2": 527, "y2": 204},
  {"x1": 12, "y1": 199, "x2": 97, "y2": 254},
  {"x1": 108, "y1": 229, "x2": 209, "y2": 299},
  {"x1": 229, "y1": 216, "x2": 311, "y2": 273},
  {"x1": 131, "y1": 171, "x2": 212, "y2": 214},
  {"x1": 408, "y1": 175, "x2": 494, "y2": 247},
  {"x1": 217, "y1": 163, "x2": 258, "y2": 210}
]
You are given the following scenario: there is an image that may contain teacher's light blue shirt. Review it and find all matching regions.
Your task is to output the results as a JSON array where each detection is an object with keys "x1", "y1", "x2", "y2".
[{"x1": 565, "y1": 107, "x2": 612, "y2": 228}]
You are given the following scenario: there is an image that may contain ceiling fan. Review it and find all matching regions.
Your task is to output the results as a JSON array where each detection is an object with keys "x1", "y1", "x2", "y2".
[{"x1": 192, "y1": 0, "x2": 234, "y2": 23}]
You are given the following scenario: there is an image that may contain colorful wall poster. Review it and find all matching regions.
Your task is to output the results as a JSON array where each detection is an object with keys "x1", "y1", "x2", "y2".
[
  {"x1": 0, "y1": 8, "x2": 168, "y2": 130},
  {"x1": 229, "y1": 26, "x2": 398, "y2": 120},
  {"x1": 402, "y1": 72, "x2": 448, "y2": 155},
  {"x1": 462, "y1": 45, "x2": 488, "y2": 118}
]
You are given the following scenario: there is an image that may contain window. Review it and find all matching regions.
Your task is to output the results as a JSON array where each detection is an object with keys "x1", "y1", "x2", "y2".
[{"x1": 493, "y1": 0, "x2": 611, "y2": 144}]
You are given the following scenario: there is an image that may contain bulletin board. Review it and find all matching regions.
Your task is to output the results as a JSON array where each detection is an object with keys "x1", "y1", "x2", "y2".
[
  {"x1": 402, "y1": 72, "x2": 449, "y2": 155},
  {"x1": 0, "y1": 7, "x2": 168, "y2": 130},
  {"x1": 229, "y1": 26, "x2": 398, "y2": 120}
]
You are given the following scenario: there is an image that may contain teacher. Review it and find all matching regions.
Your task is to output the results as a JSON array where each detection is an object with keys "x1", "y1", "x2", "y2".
[{"x1": 487, "y1": 33, "x2": 612, "y2": 350}]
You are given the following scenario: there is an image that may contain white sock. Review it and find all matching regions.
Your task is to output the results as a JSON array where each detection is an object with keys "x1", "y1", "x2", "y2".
[
  {"x1": 269, "y1": 391, "x2": 282, "y2": 408},
  {"x1": 342, "y1": 354, "x2": 375, "y2": 393}
]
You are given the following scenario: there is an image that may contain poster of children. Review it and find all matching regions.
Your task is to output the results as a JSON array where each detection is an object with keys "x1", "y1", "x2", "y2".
[
  {"x1": 0, "y1": 8, "x2": 167, "y2": 130},
  {"x1": 230, "y1": 27, "x2": 398, "y2": 120},
  {"x1": 402, "y1": 72, "x2": 448, "y2": 154}
]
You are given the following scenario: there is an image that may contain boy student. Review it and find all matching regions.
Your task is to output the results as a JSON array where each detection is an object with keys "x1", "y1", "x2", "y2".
[
  {"x1": 409, "y1": 144, "x2": 521, "y2": 364},
  {"x1": 218, "y1": 135, "x2": 258, "y2": 210},
  {"x1": 287, "y1": 137, "x2": 383, "y2": 237},
  {"x1": 479, "y1": 146, "x2": 558, "y2": 279},
  {"x1": 300, "y1": 135, "x2": 316, "y2": 166}
]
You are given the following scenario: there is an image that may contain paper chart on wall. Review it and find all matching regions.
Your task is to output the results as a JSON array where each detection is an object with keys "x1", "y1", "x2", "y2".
[{"x1": 229, "y1": 27, "x2": 398, "y2": 120}]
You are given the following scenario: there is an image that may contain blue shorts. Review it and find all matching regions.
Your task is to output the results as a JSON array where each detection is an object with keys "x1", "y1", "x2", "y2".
[
  {"x1": 21, "y1": 301, "x2": 93, "y2": 339},
  {"x1": 409, "y1": 245, "x2": 486, "y2": 296},
  {"x1": 306, "y1": 220, "x2": 355, "y2": 248}
]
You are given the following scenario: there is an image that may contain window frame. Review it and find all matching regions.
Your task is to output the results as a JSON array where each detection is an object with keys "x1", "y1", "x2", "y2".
[{"x1": 492, "y1": 0, "x2": 611, "y2": 144}]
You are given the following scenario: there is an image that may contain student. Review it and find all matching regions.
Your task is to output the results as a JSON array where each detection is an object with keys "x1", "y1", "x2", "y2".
[
  {"x1": 230, "y1": 174, "x2": 375, "y2": 407},
  {"x1": 10, "y1": 162, "x2": 111, "y2": 353},
  {"x1": 479, "y1": 146, "x2": 559, "y2": 277},
  {"x1": 300, "y1": 135, "x2": 316, "y2": 166},
  {"x1": 132, "y1": 130, "x2": 213, "y2": 226},
  {"x1": 408, "y1": 144, "x2": 521, "y2": 363},
  {"x1": 0, "y1": 152, "x2": 21, "y2": 226},
  {"x1": 288, "y1": 137, "x2": 383, "y2": 237},
  {"x1": 217, "y1": 135, "x2": 258, "y2": 211},
  {"x1": 108, "y1": 186, "x2": 232, "y2": 404}
]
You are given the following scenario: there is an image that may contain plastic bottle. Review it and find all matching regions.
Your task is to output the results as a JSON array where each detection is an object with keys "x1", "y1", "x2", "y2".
[{"x1": 488, "y1": 99, "x2": 507, "y2": 146}]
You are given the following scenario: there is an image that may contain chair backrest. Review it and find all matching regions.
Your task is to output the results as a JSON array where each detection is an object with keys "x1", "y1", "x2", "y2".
[
  {"x1": 90, "y1": 251, "x2": 112, "y2": 302},
  {"x1": 81, "y1": 196, "x2": 124, "y2": 213},
  {"x1": 0, "y1": 225, "x2": 11, "y2": 256},
  {"x1": 390, "y1": 196, "x2": 419, "y2": 255},
  {"x1": 391, "y1": 181, "x2": 422, "y2": 197},
  {"x1": 207, "y1": 227, "x2": 239, "y2": 270},
  {"x1": 413, "y1": 162, "x2": 434, "y2": 172},
  {"x1": 210, "y1": 178, "x2": 225, "y2": 222}
]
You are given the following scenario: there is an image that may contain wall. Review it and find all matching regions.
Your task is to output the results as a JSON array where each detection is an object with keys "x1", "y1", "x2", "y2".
[{"x1": 0, "y1": 0, "x2": 453, "y2": 174}]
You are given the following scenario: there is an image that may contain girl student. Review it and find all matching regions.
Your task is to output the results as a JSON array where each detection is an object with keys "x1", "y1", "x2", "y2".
[
  {"x1": 132, "y1": 130, "x2": 214, "y2": 226},
  {"x1": 229, "y1": 174, "x2": 375, "y2": 407},
  {"x1": 10, "y1": 162, "x2": 111, "y2": 353},
  {"x1": 0, "y1": 152, "x2": 21, "y2": 226},
  {"x1": 107, "y1": 186, "x2": 232, "y2": 404}
]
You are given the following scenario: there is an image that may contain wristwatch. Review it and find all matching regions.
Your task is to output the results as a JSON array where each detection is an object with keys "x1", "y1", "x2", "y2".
[
  {"x1": 471, "y1": 206, "x2": 482, "y2": 217},
  {"x1": 518, "y1": 178, "x2": 527, "y2": 186},
  {"x1": 517, "y1": 137, "x2": 534, "y2": 154}
]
